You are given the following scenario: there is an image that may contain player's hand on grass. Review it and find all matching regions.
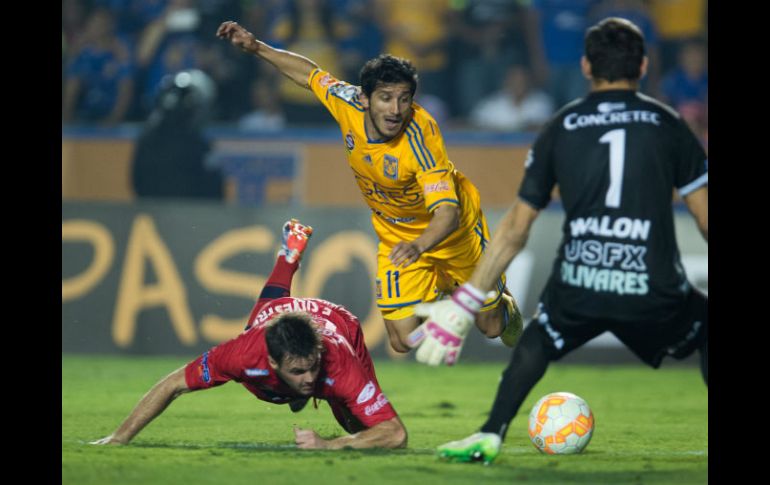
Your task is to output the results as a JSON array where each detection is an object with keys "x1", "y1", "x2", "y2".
[
  {"x1": 408, "y1": 284, "x2": 487, "y2": 366},
  {"x1": 389, "y1": 241, "x2": 423, "y2": 268},
  {"x1": 294, "y1": 427, "x2": 328, "y2": 449},
  {"x1": 216, "y1": 21, "x2": 259, "y2": 54},
  {"x1": 89, "y1": 435, "x2": 124, "y2": 445}
]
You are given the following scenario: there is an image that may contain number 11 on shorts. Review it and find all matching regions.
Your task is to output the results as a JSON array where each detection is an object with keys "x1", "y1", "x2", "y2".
[{"x1": 386, "y1": 270, "x2": 401, "y2": 298}]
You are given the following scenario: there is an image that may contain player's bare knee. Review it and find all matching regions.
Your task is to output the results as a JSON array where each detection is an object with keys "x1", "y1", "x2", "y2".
[
  {"x1": 388, "y1": 334, "x2": 411, "y2": 353},
  {"x1": 475, "y1": 311, "x2": 504, "y2": 338},
  {"x1": 384, "y1": 316, "x2": 420, "y2": 353},
  {"x1": 393, "y1": 424, "x2": 408, "y2": 449}
]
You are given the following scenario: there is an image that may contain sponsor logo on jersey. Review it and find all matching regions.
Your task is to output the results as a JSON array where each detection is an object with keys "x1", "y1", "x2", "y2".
[
  {"x1": 353, "y1": 169, "x2": 423, "y2": 208},
  {"x1": 563, "y1": 110, "x2": 661, "y2": 130},
  {"x1": 597, "y1": 102, "x2": 626, "y2": 113},
  {"x1": 375, "y1": 278, "x2": 382, "y2": 298},
  {"x1": 356, "y1": 381, "x2": 376, "y2": 404},
  {"x1": 345, "y1": 131, "x2": 355, "y2": 153},
  {"x1": 363, "y1": 154, "x2": 372, "y2": 165},
  {"x1": 245, "y1": 368, "x2": 269, "y2": 377},
  {"x1": 364, "y1": 393, "x2": 390, "y2": 416},
  {"x1": 324, "y1": 377, "x2": 335, "y2": 386},
  {"x1": 371, "y1": 210, "x2": 416, "y2": 224},
  {"x1": 319, "y1": 74, "x2": 336, "y2": 87},
  {"x1": 424, "y1": 181, "x2": 450, "y2": 194},
  {"x1": 562, "y1": 216, "x2": 652, "y2": 296},
  {"x1": 384, "y1": 155, "x2": 399, "y2": 180},
  {"x1": 569, "y1": 216, "x2": 651, "y2": 241},
  {"x1": 564, "y1": 239, "x2": 647, "y2": 271},
  {"x1": 569, "y1": 216, "x2": 650, "y2": 240},
  {"x1": 329, "y1": 83, "x2": 359, "y2": 102}
]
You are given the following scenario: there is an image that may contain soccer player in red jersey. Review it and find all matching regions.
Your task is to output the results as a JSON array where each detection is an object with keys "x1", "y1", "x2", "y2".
[{"x1": 91, "y1": 220, "x2": 407, "y2": 449}]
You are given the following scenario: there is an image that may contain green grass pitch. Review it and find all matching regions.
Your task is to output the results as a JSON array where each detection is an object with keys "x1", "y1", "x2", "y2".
[{"x1": 62, "y1": 354, "x2": 707, "y2": 485}]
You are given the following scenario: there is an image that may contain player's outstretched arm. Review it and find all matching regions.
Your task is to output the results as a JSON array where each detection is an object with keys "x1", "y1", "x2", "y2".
[
  {"x1": 90, "y1": 367, "x2": 191, "y2": 445},
  {"x1": 683, "y1": 186, "x2": 708, "y2": 242},
  {"x1": 294, "y1": 417, "x2": 407, "y2": 450},
  {"x1": 216, "y1": 20, "x2": 318, "y2": 89}
]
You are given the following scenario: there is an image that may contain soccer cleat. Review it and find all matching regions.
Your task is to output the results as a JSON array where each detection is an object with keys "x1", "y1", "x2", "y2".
[
  {"x1": 499, "y1": 293, "x2": 524, "y2": 348},
  {"x1": 437, "y1": 432, "x2": 502, "y2": 465},
  {"x1": 280, "y1": 219, "x2": 313, "y2": 264}
]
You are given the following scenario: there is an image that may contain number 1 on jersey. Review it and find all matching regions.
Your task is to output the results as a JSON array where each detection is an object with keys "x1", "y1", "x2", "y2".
[{"x1": 599, "y1": 129, "x2": 626, "y2": 208}]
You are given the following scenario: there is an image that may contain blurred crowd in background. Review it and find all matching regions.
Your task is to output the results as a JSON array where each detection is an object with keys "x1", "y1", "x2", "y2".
[{"x1": 62, "y1": 0, "x2": 707, "y2": 142}]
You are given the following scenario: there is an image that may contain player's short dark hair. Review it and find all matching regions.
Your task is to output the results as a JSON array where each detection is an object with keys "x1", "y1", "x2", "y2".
[
  {"x1": 359, "y1": 54, "x2": 418, "y2": 98},
  {"x1": 585, "y1": 17, "x2": 646, "y2": 83},
  {"x1": 265, "y1": 312, "x2": 323, "y2": 365}
]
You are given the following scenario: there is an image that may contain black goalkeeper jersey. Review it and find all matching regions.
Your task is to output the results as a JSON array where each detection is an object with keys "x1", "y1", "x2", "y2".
[{"x1": 519, "y1": 89, "x2": 708, "y2": 322}]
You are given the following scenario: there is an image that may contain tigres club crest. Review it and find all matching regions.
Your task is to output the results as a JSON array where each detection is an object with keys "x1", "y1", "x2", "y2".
[
  {"x1": 383, "y1": 154, "x2": 398, "y2": 180},
  {"x1": 375, "y1": 278, "x2": 382, "y2": 299},
  {"x1": 345, "y1": 131, "x2": 355, "y2": 153}
]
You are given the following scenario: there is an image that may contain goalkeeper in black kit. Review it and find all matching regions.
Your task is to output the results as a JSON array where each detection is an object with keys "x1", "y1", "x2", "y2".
[{"x1": 417, "y1": 17, "x2": 708, "y2": 464}]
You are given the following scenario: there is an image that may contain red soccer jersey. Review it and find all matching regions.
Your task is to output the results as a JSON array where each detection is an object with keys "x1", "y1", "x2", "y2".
[{"x1": 184, "y1": 297, "x2": 397, "y2": 428}]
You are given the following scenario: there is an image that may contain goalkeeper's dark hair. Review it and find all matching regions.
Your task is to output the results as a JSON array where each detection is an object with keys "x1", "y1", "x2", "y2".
[
  {"x1": 585, "y1": 17, "x2": 646, "y2": 83},
  {"x1": 359, "y1": 54, "x2": 418, "y2": 98},
  {"x1": 265, "y1": 312, "x2": 323, "y2": 365}
]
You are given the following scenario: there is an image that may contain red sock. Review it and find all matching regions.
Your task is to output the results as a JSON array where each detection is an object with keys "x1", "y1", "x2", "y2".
[{"x1": 245, "y1": 257, "x2": 299, "y2": 328}]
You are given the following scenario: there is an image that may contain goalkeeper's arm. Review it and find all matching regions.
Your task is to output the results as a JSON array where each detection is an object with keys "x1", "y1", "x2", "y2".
[
  {"x1": 466, "y1": 198, "x2": 540, "y2": 294},
  {"x1": 216, "y1": 21, "x2": 318, "y2": 88}
]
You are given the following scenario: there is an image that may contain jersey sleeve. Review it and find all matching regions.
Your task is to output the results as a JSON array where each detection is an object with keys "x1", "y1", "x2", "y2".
[
  {"x1": 412, "y1": 116, "x2": 460, "y2": 212},
  {"x1": 518, "y1": 122, "x2": 557, "y2": 209},
  {"x1": 325, "y1": 351, "x2": 397, "y2": 428},
  {"x1": 184, "y1": 337, "x2": 251, "y2": 391},
  {"x1": 673, "y1": 120, "x2": 708, "y2": 197},
  {"x1": 308, "y1": 68, "x2": 365, "y2": 122}
]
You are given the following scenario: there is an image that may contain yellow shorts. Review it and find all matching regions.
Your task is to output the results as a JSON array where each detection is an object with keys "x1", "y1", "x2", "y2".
[{"x1": 376, "y1": 210, "x2": 507, "y2": 320}]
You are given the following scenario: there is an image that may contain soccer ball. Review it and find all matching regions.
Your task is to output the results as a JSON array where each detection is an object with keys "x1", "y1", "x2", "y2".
[{"x1": 528, "y1": 392, "x2": 594, "y2": 454}]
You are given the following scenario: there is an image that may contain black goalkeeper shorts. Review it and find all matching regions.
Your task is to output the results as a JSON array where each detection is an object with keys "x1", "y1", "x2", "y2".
[{"x1": 532, "y1": 288, "x2": 708, "y2": 368}]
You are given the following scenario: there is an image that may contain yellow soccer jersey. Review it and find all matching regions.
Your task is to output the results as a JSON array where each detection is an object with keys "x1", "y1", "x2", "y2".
[{"x1": 308, "y1": 68, "x2": 478, "y2": 248}]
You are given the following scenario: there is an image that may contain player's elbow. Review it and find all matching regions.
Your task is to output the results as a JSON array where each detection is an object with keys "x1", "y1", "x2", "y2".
[
  {"x1": 433, "y1": 203, "x2": 460, "y2": 231},
  {"x1": 446, "y1": 205, "x2": 460, "y2": 232},
  {"x1": 388, "y1": 419, "x2": 408, "y2": 449},
  {"x1": 698, "y1": 219, "x2": 708, "y2": 242},
  {"x1": 372, "y1": 417, "x2": 407, "y2": 449}
]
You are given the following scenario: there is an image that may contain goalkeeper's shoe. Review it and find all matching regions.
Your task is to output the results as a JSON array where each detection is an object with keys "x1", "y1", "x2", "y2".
[
  {"x1": 499, "y1": 293, "x2": 524, "y2": 348},
  {"x1": 280, "y1": 219, "x2": 313, "y2": 264},
  {"x1": 437, "y1": 432, "x2": 502, "y2": 465}
]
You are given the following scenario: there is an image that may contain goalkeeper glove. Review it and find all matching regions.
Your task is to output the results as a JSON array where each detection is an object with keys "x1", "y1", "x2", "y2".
[{"x1": 408, "y1": 283, "x2": 487, "y2": 366}]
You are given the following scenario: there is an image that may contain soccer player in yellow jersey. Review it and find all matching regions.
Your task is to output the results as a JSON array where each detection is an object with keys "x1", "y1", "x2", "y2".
[{"x1": 217, "y1": 20, "x2": 523, "y2": 366}]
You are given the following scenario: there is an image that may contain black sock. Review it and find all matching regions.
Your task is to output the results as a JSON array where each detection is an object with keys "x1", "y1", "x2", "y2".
[{"x1": 480, "y1": 323, "x2": 551, "y2": 439}]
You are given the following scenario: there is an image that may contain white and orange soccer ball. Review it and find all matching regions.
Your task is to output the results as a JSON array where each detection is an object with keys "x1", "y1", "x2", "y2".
[{"x1": 528, "y1": 392, "x2": 594, "y2": 454}]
